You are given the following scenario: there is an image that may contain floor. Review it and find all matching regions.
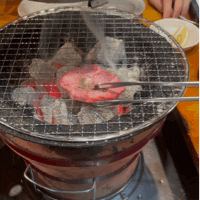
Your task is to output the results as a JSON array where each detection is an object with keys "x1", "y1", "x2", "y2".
[
  {"x1": 0, "y1": 111, "x2": 198, "y2": 200},
  {"x1": 157, "y1": 111, "x2": 199, "y2": 200}
]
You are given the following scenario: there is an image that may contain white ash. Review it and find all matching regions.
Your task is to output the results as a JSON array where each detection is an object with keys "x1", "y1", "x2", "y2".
[
  {"x1": 99, "y1": 37, "x2": 126, "y2": 67},
  {"x1": 85, "y1": 42, "x2": 101, "y2": 62},
  {"x1": 48, "y1": 42, "x2": 82, "y2": 67},
  {"x1": 20, "y1": 78, "x2": 35, "y2": 87},
  {"x1": 85, "y1": 37, "x2": 126, "y2": 69},
  {"x1": 78, "y1": 106, "x2": 114, "y2": 125},
  {"x1": 33, "y1": 113, "x2": 41, "y2": 121},
  {"x1": 53, "y1": 98, "x2": 77, "y2": 125},
  {"x1": 101, "y1": 63, "x2": 141, "y2": 101},
  {"x1": 40, "y1": 95, "x2": 55, "y2": 124},
  {"x1": 40, "y1": 95, "x2": 76, "y2": 125},
  {"x1": 29, "y1": 58, "x2": 56, "y2": 81},
  {"x1": 133, "y1": 56, "x2": 139, "y2": 62},
  {"x1": 53, "y1": 42, "x2": 83, "y2": 98},
  {"x1": 118, "y1": 63, "x2": 141, "y2": 100},
  {"x1": 117, "y1": 66, "x2": 128, "y2": 81},
  {"x1": 128, "y1": 63, "x2": 140, "y2": 80},
  {"x1": 11, "y1": 87, "x2": 36, "y2": 106},
  {"x1": 118, "y1": 83, "x2": 142, "y2": 100},
  {"x1": 157, "y1": 103, "x2": 166, "y2": 114}
]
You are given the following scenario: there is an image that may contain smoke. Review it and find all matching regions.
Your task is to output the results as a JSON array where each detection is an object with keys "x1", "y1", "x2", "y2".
[
  {"x1": 37, "y1": 15, "x2": 61, "y2": 61},
  {"x1": 81, "y1": 11, "x2": 118, "y2": 74}
]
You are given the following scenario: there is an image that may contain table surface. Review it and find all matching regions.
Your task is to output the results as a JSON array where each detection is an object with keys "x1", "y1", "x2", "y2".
[{"x1": 0, "y1": 0, "x2": 199, "y2": 155}]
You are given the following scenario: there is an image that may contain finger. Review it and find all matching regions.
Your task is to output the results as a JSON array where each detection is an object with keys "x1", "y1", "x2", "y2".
[
  {"x1": 149, "y1": 0, "x2": 163, "y2": 13},
  {"x1": 181, "y1": 0, "x2": 192, "y2": 18},
  {"x1": 163, "y1": 0, "x2": 173, "y2": 18},
  {"x1": 172, "y1": 0, "x2": 183, "y2": 18}
]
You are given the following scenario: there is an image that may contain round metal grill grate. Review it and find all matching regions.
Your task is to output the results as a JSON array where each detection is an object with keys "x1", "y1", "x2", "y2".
[{"x1": 0, "y1": 7, "x2": 189, "y2": 143}]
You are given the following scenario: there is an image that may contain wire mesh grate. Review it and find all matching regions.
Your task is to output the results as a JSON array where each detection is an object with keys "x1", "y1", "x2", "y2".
[{"x1": 0, "y1": 7, "x2": 188, "y2": 142}]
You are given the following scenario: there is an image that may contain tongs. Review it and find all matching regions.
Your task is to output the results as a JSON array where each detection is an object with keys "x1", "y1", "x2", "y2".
[
  {"x1": 94, "y1": 81, "x2": 199, "y2": 89},
  {"x1": 93, "y1": 81, "x2": 199, "y2": 106}
]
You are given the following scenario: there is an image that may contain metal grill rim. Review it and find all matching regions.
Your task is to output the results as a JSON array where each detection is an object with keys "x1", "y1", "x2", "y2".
[{"x1": 0, "y1": 6, "x2": 189, "y2": 143}]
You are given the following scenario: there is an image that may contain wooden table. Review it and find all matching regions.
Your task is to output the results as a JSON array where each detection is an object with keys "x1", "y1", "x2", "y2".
[
  {"x1": 0, "y1": 0, "x2": 199, "y2": 161},
  {"x1": 143, "y1": 0, "x2": 199, "y2": 169}
]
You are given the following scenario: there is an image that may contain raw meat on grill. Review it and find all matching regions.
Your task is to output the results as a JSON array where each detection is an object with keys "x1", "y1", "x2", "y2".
[
  {"x1": 59, "y1": 64, "x2": 126, "y2": 103},
  {"x1": 11, "y1": 36, "x2": 141, "y2": 125},
  {"x1": 56, "y1": 66, "x2": 77, "y2": 98}
]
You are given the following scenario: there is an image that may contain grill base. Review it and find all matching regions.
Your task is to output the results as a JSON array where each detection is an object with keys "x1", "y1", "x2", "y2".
[
  {"x1": 0, "y1": 121, "x2": 164, "y2": 199},
  {"x1": 36, "y1": 154, "x2": 149, "y2": 200}
]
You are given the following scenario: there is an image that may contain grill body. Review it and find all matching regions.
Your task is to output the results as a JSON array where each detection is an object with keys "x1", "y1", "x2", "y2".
[
  {"x1": 0, "y1": 6, "x2": 189, "y2": 200},
  {"x1": 0, "y1": 118, "x2": 164, "y2": 199}
]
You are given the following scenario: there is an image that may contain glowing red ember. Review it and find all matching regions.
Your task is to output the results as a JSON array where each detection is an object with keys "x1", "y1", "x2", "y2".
[
  {"x1": 21, "y1": 80, "x2": 37, "y2": 91},
  {"x1": 51, "y1": 62, "x2": 64, "y2": 70},
  {"x1": 43, "y1": 81, "x2": 62, "y2": 99},
  {"x1": 117, "y1": 105, "x2": 131, "y2": 115}
]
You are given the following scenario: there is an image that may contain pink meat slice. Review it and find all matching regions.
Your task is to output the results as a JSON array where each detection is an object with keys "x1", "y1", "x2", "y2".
[{"x1": 59, "y1": 64, "x2": 126, "y2": 103}]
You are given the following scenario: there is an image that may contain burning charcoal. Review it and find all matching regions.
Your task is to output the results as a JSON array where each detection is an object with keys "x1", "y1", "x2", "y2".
[
  {"x1": 29, "y1": 59, "x2": 56, "y2": 81},
  {"x1": 53, "y1": 98, "x2": 77, "y2": 125},
  {"x1": 85, "y1": 42, "x2": 101, "y2": 62},
  {"x1": 98, "y1": 37, "x2": 126, "y2": 66},
  {"x1": 85, "y1": 37, "x2": 126, "y2": 67},
  {"x1": 78, "y1": 106, "x2": 114, "y2": 124},
  {"x1": 111, "y1": 105, "x2": 131, "y2": 116},
  {"x1": 20, "y1": 78, "x2": 37, "y2": 91},
  {"x1": 118, "y1": 64, "x2": 141, "y2": 100},
  {"x1": 40, "y1": 95, "x2": 55, "y2": 124},
  {"x1": 116, "y1": 67, "x2": 128, "y2": 81},
  {"x1": 64, "y1": 100, "x2": 87, "y2": 115},
  {"x1": 48, "y1": 42, "x2": 82, "y2": 67},
  {"x1": 118, "y1": 82, "x2": 142, "y2": 100},
  {"x1": 32, "y1": 97, "x2": 44, "y2": 122},
  {"x1": 40, "y1": 95, "x2": 76, "y2": 125},
  {"x1": 11, "y1": 87, "x2": 36, "y2": 106},
  {"x1": 128, "y1": 63, "x2": 140, "y2": 80}
]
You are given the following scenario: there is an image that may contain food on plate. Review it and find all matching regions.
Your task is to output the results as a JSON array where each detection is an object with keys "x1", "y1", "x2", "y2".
[
  {"x1": 59, "y1": 64, "x2": 126, "y2": 103},
  {"x1": 172, "y1": 26, "x2": 189, "y2": 47}
]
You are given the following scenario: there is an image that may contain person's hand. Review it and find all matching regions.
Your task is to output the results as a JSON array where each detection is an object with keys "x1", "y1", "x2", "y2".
[{"x1": 149, "y1": 0, "x2": 192, "y2": 18}]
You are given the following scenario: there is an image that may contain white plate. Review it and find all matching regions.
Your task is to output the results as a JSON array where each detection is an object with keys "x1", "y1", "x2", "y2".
[
  {"x1": 17, "y1": 0, "x2": 145, "y2": 17},
  {"x1": 151, "y1": 18, "x2": 199, "y2": 51},
  {"x1": 17, "y1": 0, "x2": 85, "y2": 17}
]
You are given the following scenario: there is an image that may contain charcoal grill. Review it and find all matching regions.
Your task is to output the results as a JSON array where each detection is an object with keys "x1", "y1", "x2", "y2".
[{"x1": 0, "y1": 6, "x2": 189, "y2": 200}]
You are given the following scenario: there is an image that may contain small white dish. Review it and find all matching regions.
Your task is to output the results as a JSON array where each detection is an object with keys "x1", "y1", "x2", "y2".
[{"x1": 150, "y1": 18, "x2": 199, "y2": 51}]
